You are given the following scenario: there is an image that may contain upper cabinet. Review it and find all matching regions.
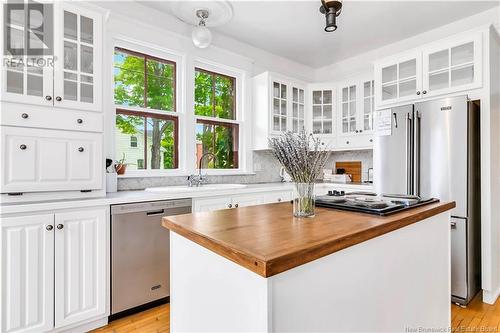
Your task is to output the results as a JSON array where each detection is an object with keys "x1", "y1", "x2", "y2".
[
  {"x1": 374, "y1": 32, "x2": 482, "y2": 108},
  {"x1": 311, "y1": 89, "x2": 334, "y2": 135},
  {"x1": 422, "y1": 33, "x2": 482, "y2": 98},
  {"x1": 253, "y1": 72, "x2": 307, "y2": 149},
  {"x1": 1, "y1": 2, "x2": 103, "y2": 112}
]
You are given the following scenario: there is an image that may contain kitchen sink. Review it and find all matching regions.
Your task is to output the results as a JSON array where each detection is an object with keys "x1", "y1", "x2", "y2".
[{"x1": 145, "y1": 184, "x2": 248, "y2": 193}]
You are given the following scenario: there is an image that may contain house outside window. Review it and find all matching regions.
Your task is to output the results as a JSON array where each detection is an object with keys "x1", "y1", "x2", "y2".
[
  {"x1": 194, "y1": 68, "x2": 238, "y2": 169},
  {"x1": 114, "y1": 47, "x2": 178, "y2": 170}
]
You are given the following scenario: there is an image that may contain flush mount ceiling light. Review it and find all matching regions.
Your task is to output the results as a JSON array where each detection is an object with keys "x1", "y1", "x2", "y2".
[
  {"x1": 192, "y1": 9, "x2": 212, "y2": 49},
  {"x1": 170, "y1": 1, "x2": 233, "y2": 49},
  {"x1": 319, "y1": 0, "x2": 342, "y2": 32}
]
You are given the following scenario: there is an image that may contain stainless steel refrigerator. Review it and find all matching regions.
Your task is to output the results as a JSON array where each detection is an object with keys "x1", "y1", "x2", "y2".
[{"x1": 373, "y1": 95, "x2": 481, "y2": 305}]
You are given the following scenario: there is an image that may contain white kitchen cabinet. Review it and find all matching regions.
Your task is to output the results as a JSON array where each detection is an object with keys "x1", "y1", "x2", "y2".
[
  {"x1": 1, "y1": 2, "x2": 103, "y2": 112},
  {"x1": 374, "y1": 31, "x2": 482, "y2": 108},
  {"x1": 311, "y1": 88, "x2": 335, "y2": 135},
  {"x1": 253, "y1": 72, "x2": 307, "y2": 149},
  {"x1": 1, "y1": 214, "x2": 55, "y2": 333},
  {"x1": 263, "y1": 191, "x2": 291, "y2": 204},
  {"x1": 336, "y1": 78, "x2": 374, "y2": 150},
  {"x1": 374, "y1": 51, "x2": 422, "y2": 107},
  {"x1": 54, "y1": 208, "x2": 107, "y2": 328},
  {"x1": 193, "y1": 190, "x2": 293, "y2": 212},
  {"x1": 193, "y1": 196, "x2": 232, "y2": 212},
  {"x1": 422, "y1": 33, "x2": 482, "y2": 97},
  {"x1": 1, "y1": 207, "x2": 108, "y2": 333},
  {"x1": 232, "y1": 193, "x2": 264, "y2": 207},
  {"x1": 0, "y1": 126, "x2": 103, "y2": 194}
]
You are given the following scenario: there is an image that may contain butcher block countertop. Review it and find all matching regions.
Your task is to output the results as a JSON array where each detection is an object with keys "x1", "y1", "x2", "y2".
[{"x1": 162, "y1": 201, "x2": 455, "y2": 278}]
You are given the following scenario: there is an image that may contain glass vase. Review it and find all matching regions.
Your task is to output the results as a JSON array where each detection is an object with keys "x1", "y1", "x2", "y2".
[{"x1": 293, "y1": 182, "x2": 315, "y2": 218}]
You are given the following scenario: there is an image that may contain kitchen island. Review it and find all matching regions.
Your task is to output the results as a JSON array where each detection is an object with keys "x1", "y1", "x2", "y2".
[{"x1": 162, "y1": 201, "x2": 455, "y2": 332}]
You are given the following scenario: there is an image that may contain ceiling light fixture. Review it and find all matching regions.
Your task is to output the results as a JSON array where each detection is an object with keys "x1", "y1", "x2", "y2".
[
  {"x1": 192, "y1": 9, "x2": 212, "y2": 49},
  {"x1": 319, "y1": 0, "x2": 342, "y2": 32}
]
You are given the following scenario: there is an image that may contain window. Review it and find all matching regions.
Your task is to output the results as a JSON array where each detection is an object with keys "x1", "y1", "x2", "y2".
[
  {"x1": 130, "y1": 136, "x2": 138, "y2": 148},
  {"x1": 114, "y1": 47, "x2": 178, "y2": 170},
  {"x1": 194, "y1": 68, "x2": 238, "y2": 169}
]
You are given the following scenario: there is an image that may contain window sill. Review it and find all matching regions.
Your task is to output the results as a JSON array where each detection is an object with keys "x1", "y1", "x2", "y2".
[{"x1": 117, "y1": 170, "x2": 256, "y2": 178}]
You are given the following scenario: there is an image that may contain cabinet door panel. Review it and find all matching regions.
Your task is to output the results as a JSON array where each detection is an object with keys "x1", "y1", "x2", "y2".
[
  {"x1": 193, "y1": 197, "x2": 231, "y2": 212},
  {"x1": 54, "y1": 208, "x2": 107, "y2": 328},
  {"x1": 232, "y1": 194, "x2": 263, "y2": 207},
  {"x1": 1, "y1": 214, "x2": 54, "y2": 333},
  {"x1": 1, "y1": 127, "x2": 103, "y2": 193},
  {"x1": 53, "y1": 3, "x2": 102, "y2": 112}
]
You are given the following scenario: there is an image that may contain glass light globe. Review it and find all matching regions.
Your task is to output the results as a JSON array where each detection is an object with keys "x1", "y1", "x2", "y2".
[{"x1": 192, "y1": 25, "x2": 212, "y2": 49}]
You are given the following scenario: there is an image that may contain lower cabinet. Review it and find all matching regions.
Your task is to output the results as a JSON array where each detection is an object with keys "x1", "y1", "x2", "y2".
[
  {"x1": 193, "y1": 190, "x2": 292, "y2": 212},
  {"x1": 1, "y1": 207, "x2": 108, "y2": 333}
]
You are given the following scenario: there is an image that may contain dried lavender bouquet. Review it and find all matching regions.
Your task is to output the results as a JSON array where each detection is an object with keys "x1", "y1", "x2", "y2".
[
  {"x1": 268, "y1": 131, "x2": 330, "y2": 184},
  {"x1": 269, "y1": 131, "x2": 330, "y2": 217}
]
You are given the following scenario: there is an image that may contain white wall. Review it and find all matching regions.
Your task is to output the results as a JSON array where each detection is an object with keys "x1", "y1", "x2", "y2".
[{"x1": 314, "y1": 6, "x2": 500, "y2": 83}]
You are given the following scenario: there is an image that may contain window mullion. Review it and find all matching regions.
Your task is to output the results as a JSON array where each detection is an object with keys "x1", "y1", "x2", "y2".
[{"x1": 143, "y1": 116, "x2": 148, "y2": 170}]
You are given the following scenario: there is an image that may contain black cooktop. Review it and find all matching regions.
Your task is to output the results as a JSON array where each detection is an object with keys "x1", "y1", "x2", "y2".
[{"x1": 315, "y1": 193, "x2": 439, "y2": 216}]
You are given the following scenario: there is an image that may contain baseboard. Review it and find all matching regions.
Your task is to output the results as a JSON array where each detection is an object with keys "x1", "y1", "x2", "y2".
[
  {"x1": 482, "y1": 287, "x2": 500, "y2": 304},
  {"x1": 53, "y1": 317, "x2": 108, "y2": 333}
]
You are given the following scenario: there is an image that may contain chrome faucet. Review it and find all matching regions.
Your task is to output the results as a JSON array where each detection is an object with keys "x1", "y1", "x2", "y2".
[{"x1": 187, "y1": 152, "x2": 217, "y2": 187}]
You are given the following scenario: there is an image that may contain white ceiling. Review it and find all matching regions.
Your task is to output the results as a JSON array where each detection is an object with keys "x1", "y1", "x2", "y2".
[{"x1": 141, "y1": 1, "x2": 499, "y2": 68}]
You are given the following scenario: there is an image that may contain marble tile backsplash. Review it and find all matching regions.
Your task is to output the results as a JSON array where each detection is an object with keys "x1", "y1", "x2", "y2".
[{"x1": 117, "y1": 149, "x2": 373, "y2": 190}]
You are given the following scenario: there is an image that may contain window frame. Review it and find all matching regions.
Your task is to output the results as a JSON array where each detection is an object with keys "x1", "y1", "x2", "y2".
[
  {"x1": 113, "y1": 43, "x2": 182, "y2": 174},
  {"x1": 194, "y1": 65, "x2": 241, "y2": 170}
]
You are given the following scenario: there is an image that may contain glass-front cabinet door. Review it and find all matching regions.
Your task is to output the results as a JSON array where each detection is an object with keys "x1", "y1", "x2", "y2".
[
  {"x1": 291, "y1": 86, "x2": 305, "y2": 133},
  {"x1": 362, "y1": 80, "x2": 375, "y2": 133},
  {"x1": 340, "y1": 85, "x2": 357, "y2": 135},
  {"x1": 54, "y1": 3, "x2": 102, "y2": 111},
  {"x1": 422, "y1": 33, "x2": 482, "y2": 97},
  {"x1": 374, "y1": 52, "x2": 422, "y2": 107},
  {"x1": 312, "y1": 89, "x2": 334, "y2": 135},
  {"x1": 272, "y1": 81, "x2": 288, "y2": 133},
  {"x1": 1, "y1": 1, "x2": 54, "y2": 106}
]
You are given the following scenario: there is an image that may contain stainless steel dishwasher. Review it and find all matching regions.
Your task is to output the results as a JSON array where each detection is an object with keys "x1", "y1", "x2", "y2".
[{"x1": 110, "y1": 199, "x2": 192, "y2": 316}]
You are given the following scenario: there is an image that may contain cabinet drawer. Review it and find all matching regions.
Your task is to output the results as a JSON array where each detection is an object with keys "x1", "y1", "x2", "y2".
[
  {"x1": 1, "y1": 126, "x2": 103, "y2": 193},
  {"x1": 263, "y1": 191, "x2": 292, "y2": 204},
  {"x1": 0, "y1": 106, "x2": 103, "y2": 133},
  {"x1": 336, "y1": 135, "x2": 374, "y2": 150}
]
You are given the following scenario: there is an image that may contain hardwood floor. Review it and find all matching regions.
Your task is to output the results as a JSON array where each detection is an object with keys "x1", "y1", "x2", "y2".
[
  {"x1": 91, "y1": 304, "x2": 169, "y2": 333},
  {"x1": 91, "y1": 293, "x2": 499, "y2": 333}
]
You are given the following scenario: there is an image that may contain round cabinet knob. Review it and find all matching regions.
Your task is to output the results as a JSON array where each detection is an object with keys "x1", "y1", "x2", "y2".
[
  {"x1": 19, "y1": 144, "x2": 27, "y2": 150},
  {"x1": 55, "y1": 96, "x2": 62, "y2": 102},
  {"x1": 346, "y1": 141, "x2": 350, "y2": 144},
  {"x1": 76, "y1": 118, "x2": 83, "y2": 124},
  {"x1": 422, "y1": 90, "x2": 427, "y2": 95},
  {"x1": 21, "y1": 113, "x2": 29, "y2": 119},
  {"x1": 369, "y1": 139, "x2": 373, "y2": 143},
  {"x1": 277, "y1": 198, "x2": 282, "y2": 202},
  {"x1": 416, "y1": 91, "x2": 421, "y2": 95},
  {"x1": 78, "y1": 147, "x2": 84, "y2": 152},
  {"x1": 45, "y1": 95, "x2": 52, "y2": 101},
  {"x1": 56, "y1": 224, "x2": 64, "y2": 230},
  {"x1": 228, "y1": 204, "x2": 232, "y2": 208},
  {"x1": 46, "y1": 225, "x2": 53, "y2": 231},
  {"x1": 360, "y1": 130, "x2": 363, "y2": 133}
]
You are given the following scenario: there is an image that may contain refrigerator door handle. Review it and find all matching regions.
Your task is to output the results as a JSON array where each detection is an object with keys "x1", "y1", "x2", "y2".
[
  {"x1": 414, "y1": 111, "x2": 421, "y2": 196},
  {"x1": 406, "y1": 112, "x2": 413, "y2": 195}
]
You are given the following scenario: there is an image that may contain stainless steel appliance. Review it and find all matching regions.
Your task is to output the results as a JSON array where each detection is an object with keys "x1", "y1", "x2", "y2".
[
  {"x1": 373, "y1": 95, "x2": 481, "y2": 305},
  {"x1": 111, "y1": 199, "x2": 192, "y2": 315}
]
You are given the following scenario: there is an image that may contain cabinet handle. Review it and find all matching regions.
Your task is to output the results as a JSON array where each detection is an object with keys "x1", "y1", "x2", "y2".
[
  {"x1": 46, "y1": 225, "x2": 53, "y2": 231},
  {"x1": 45, "y1": 95, "x2": 52, "y2": 101},
  {"x1": 369, "y1": 139, "x2": 373, "y2": 143},
  {"x1": 78, "y1": 147, "x2": 84, "y2": 152},
  {"x1": 55, "y1": 96, "x2": 62, "y2": 102},
  {"x1": 57, "y1": 224, "x2": 64, "y2": 230},
  {"x1": 355, "y1": 130, "x2": 359, "y2": 133},
  {"x1": 21, "y1": 113, "x2": 29, "y2": 119},
  {"x1": 450, "y1": 222, "x2": 456, "y2": 229},
  {"x1": 346, "y1": 141, "x2": 350, "y2": 144},
  {"x1": 360, "y1": 130, "x2": 363, "y2": 133},
  {"x1": 19, "y1": 144, "x2": 27, "y2": 150},
  {"x1": 235, "y1": 203, "x2": 239, "y2": 208},
  {"x1": 416, "y1": 91, "x2": 421, "y2": 95},
  {"x1": 422, "y1": 90, "x2": 427, "y2": 95},
  {"x1": 228, "y1": 204, "x2": 232, "y2": 208},
  {"x1": 277, "y1": 198, "x2": 282, "y2": 202},
  {"x1": 76, "y1": 118, "x2": 83, "y2": 124}
]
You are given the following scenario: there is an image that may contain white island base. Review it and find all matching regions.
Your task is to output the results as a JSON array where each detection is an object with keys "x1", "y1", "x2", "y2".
[{"x1": 170, "y1": 212, "x2": 450, "y2": 332}]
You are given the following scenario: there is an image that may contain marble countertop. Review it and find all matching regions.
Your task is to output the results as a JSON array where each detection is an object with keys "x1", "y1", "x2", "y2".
[{"x1": 0, "y1": 182, "x2": 373, "y2": 215}]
